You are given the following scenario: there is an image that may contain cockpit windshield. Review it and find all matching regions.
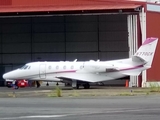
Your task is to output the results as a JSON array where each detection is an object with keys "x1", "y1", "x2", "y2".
[{"x1": 20, "y1": 65, "x2": 31, "y2": 70}]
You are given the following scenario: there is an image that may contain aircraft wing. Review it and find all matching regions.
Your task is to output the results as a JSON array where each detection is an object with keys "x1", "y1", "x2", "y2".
[
  {"x1": 120, "y1": 67, "x2": 146, "y2": 76},
  {"x1": 55, "y1": 73, "x2": 114, "y2": 83}
]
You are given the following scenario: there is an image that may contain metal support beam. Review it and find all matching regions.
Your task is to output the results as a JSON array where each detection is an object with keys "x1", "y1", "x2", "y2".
[{"x1": 139, "y1": 7, "x2": 147, "y2": 87}]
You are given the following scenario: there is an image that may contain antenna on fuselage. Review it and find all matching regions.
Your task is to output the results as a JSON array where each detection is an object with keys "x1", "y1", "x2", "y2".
[{"x1": 74, "y1": 59, "x2": 77, "y2": 62}]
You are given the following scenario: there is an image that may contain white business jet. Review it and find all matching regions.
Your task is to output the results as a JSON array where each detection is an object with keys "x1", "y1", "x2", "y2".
[{"x1": 3, "y1": 37, "x2": 158, "y2": 89}]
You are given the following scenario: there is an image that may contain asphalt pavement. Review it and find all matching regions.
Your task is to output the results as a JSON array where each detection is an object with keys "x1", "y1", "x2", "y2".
[{"x1": 0, "y1": 95, "x2": 159, "y2": 120}]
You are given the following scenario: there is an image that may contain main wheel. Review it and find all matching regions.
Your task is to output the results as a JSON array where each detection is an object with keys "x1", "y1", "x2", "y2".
[
  {"x1": 72, "y1": 84, "x2": 80, "y2": 89},
  {"x1": 83, "y1": 83, "x2": 90, "y2": 89},
  {"x1": 36, "y1": 81, "x2": 40, "y2": 88}
]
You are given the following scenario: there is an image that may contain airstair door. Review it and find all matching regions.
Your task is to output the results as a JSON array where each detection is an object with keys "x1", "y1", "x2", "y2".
[{"x1": 39, "y1": 64, "x2": 46, "y2": 79}]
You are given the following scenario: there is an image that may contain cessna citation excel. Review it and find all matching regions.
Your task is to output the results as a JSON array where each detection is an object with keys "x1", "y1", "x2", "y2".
[{"x1": 3, "y1": 37, "x2": 158, "y2": 89}]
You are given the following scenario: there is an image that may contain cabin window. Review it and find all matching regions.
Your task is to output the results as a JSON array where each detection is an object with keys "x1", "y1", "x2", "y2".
[
  {"x1": 20, "y1": 65, "x2": 27, "y2": 69},
  {"x1": 56, "y1": 66, "x2": 59, "y2": 69},
  {"x1": 48, "y1": 66, "x2": 51, "y2": 69},
  {"x1": 20, "y1": 65, "x2": 31, "y2": 70},
  {"x1": 71, "y1": 66, "x2": 74, "y2": 69},
  {"x1": 24, "y1": 66, "x2": 29, "y2": 69},
  {"x1": 28, "y1": 66, "x2": 31, "y2": 69},
  {"x1": 63, "y1": 66, "x2": 66, "y2": 69},
  {"x1": 80, "y1": 66, "x2": 83, "y2": 69}
]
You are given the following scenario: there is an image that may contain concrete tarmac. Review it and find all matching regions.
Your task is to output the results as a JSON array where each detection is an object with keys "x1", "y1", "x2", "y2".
[
  {"x1": 0, "y1": 86, "x2": 152, "y2": 98},
  {"x1": 0, "y1": 95, "x2": 160, "y2": 120}
]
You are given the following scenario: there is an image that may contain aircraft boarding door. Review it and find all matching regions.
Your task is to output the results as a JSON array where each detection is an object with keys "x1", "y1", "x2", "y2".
[{"x1": 39, "y1": 64, "x2": 46, "y2": 79}]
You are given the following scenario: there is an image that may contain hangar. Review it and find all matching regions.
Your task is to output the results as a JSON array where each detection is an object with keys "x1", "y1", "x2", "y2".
[{"x1": 0, "y1": 0, "x2": 160, "y2": 87}]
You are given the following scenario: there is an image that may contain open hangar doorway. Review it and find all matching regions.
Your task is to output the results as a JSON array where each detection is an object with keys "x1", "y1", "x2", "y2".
[{"x1": 0, "y1": 12, "x2": 139, "y2": 87}]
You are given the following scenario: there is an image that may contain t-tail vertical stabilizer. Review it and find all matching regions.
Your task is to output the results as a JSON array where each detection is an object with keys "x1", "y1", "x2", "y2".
[{"x1": 132, "y1": 37, "x2": 158, "y2": 68}]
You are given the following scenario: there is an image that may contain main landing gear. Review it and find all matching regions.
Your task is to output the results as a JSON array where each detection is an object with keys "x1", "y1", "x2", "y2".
[
  {"x1": 72, "y1": 80, "x2": 79, "y2": 89},
  {"x1": 72, "y1": 80, "x2": 90, "y2": 89},
  {"x1": 83, "y1": 83, "x2": 90, "y2": 89}
]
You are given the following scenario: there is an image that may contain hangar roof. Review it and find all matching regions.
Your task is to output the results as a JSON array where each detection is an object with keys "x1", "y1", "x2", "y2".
[{"x1": 0, "y1": 0, "x2": 145, "y2": 14}]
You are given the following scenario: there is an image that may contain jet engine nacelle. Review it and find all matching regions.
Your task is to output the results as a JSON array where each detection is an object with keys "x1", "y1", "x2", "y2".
[{"x1": 83, "y1": 61, "x2": 114, "y2": 72}]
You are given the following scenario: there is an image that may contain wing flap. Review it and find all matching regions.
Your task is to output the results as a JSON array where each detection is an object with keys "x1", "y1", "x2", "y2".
[{"x1": 56, "y1": 73, "x2": 114, "y2": 83}]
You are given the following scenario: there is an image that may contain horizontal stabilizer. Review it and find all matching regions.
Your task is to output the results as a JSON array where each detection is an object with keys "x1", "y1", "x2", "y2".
[
  {"x1": 132, "y1": 56, "x2": 146, "y2": 64},
  {"x1": 120, "y1": 67, "x2": 147, "y2": 76},
  {"x1": 121, "y1": 71, "x2": 142, "y2": 76}
]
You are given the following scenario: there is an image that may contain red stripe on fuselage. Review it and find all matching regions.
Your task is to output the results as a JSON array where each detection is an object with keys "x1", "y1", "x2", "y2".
[
  {"x1": 55, "y1": 70, "x2": 76, "y2": 73},
  {"x1": 119, "y1": 64, "x2": 144, "y2": 71}
]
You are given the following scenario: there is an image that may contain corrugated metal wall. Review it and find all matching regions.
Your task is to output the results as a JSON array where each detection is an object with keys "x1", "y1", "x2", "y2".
[
  {"x1": 99, "y1": 15, "x2": 128, "y2": 60},
  {"x1": 146, "y1": 12, "x2": 160, "y2": 81},
  {"x1": 0, "y1": 0, "x2": 140, "y2": 7},
  {"x1": 0, "y1": 0, "x2": 12, "y2": 5},
  {"x1": 0, "y1": 14, "x2": 129, "y2": 72}
]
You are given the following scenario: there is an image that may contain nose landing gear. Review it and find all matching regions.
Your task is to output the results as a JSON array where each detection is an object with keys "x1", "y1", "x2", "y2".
[
  {"x1": 46, "y1": 82, "x2": 49, "y2": 86},
  {"x1": 36, "y1": 81, "x2": 40, "y2": 88}
]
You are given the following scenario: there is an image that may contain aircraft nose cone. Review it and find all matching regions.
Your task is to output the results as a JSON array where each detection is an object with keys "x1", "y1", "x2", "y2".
[
  {"x1": 3, "y1": 73, "x2": 9, "y2": 79},
  {"x1": 3, "y1": 70, "x2": 19, "y2": 79},
  {"x1": 3, "y1": 71, "x2": 15, "y2": 79}
]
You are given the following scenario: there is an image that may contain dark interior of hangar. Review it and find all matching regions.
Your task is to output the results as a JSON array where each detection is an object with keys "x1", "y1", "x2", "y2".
[{"x1": 0, "y1": 14, "x2": 129, "y2": 86}]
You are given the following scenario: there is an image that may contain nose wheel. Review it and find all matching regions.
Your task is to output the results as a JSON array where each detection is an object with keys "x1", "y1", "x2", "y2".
[
  {"x1": 46, "y1": 82, "x2": 49, "y2": 86},
  {"x1": 36, "y1": 81, "x2": 40, "y2": 88}
]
